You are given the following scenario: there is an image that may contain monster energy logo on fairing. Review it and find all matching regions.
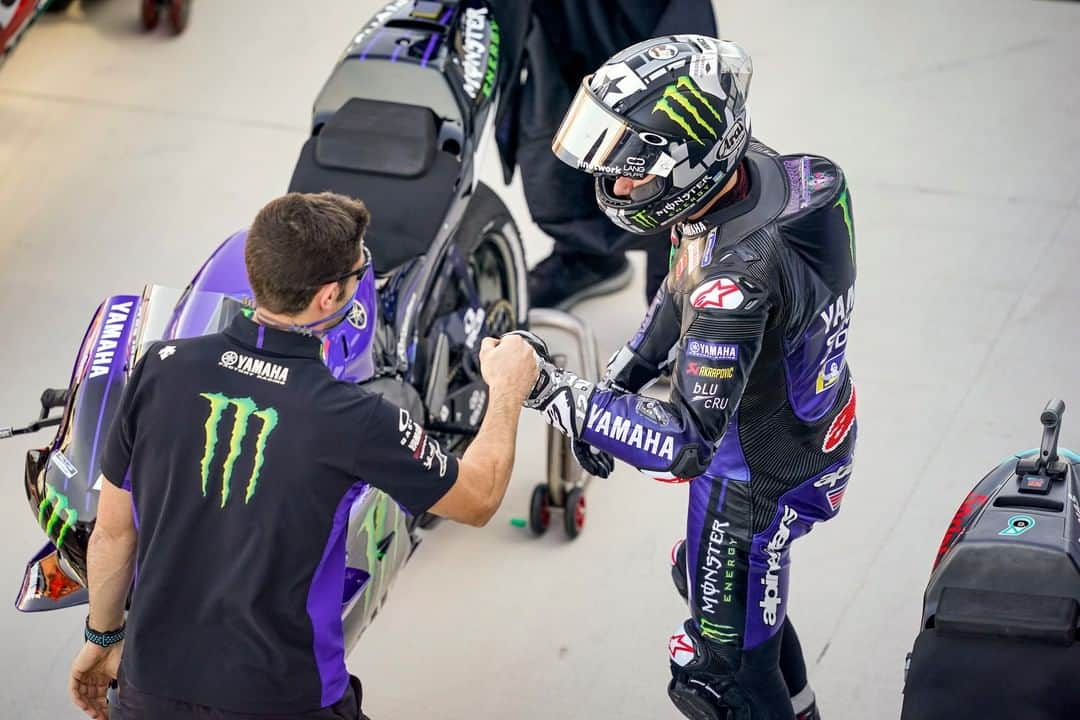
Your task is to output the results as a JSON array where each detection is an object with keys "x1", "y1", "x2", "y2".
[
  {"x1": 653, "y1": 76, "x2": 723, "y2": 146},
  {"x1": 39, "y1": 484, "x2": 78, "y2": 548},
  {"x1": 199, "y1": 393, "x2": 279, "y2": 507},
  {"x1": 699, "y1": 618, "x2": 739, "y2": 645}
]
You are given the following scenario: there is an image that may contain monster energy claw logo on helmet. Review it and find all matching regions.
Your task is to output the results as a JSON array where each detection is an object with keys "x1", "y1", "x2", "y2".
[{"x1": 552, "y1": 34, "x2": 753, "y2": 235}]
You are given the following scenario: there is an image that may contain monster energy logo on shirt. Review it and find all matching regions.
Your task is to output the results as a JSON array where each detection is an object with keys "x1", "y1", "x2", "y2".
[
  {"x1": 199, "y1": 393, "x2": 279, "y2": 507},
  {"x1": 39, "y1": 484, "x2": 78, "y2": 549},
  {"x1": 653, "y1": 76, "x2": 723, "y2": 146}
]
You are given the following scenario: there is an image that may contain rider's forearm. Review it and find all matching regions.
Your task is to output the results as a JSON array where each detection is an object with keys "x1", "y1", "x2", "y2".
[
  {"x1": 458, "y1": 384, "x2": 524, "y2": 523},
  {"x1": 86, "y1": 524, "x2": 137, "y2": 631}
]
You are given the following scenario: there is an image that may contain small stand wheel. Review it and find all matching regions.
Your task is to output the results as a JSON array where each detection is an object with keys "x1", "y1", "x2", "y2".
[
  {"x1": 168, "y1": 0, "x2": 190, "y2": 34},
  {"x1": 529, "y1": 484, "x2": 550, "y2": 536},
  {"x1": 141, "y1": 0, "x2": 160, "y2": 30},
  {"x1": 564, "y1": 487, "x2": 586, "y2": 539}
]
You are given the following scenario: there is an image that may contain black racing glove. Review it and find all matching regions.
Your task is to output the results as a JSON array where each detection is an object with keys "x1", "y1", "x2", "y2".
[{"x1": 502, "y1": 330, "x2": 615, "y2": 479}]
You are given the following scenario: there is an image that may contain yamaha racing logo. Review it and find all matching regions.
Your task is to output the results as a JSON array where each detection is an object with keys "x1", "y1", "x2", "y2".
[
  {"x1": 760, "y1": 506, "x2": 798, "y2": 626},
  {"x1": 220, "y1": 351, "x2": 289, "y2": 386},
  {"x1": 88, "y1": 300, "x2": 134, "y2": 379}
]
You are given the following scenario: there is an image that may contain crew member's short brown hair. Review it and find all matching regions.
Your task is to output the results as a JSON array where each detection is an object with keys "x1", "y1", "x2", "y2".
[{"x1": 245, "y1": 192, "x2": 370, "y2": 314}]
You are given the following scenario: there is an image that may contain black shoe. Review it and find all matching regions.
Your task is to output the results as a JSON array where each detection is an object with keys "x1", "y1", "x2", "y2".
[{"x1": 528, "y1": 250, "x2": 632, "y2": 310}]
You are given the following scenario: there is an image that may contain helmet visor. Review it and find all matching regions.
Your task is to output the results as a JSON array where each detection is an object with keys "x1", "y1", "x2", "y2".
[{"x1": 552, "y1": 80, "x2": 677, "y2": 179}]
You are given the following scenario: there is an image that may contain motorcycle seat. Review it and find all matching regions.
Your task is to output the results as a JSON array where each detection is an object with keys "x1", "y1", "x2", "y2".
[{"x1": 288, "y1": 98, "x2": 461, "y2": 272}]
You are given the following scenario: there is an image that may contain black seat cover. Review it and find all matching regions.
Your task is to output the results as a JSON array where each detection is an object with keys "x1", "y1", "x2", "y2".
[{"x1": 288, "y1": 98, "x2": 460, "y2": 272}]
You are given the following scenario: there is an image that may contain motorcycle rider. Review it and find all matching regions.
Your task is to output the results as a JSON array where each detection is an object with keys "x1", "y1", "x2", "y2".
[{"x1": 521, "y1": 36, "x2": 857, "y2": 719}]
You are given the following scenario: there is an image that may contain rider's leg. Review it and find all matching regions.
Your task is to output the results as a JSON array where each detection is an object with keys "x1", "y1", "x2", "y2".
[
  {"x1": 670, "y1": 541, "x2": 819, "y2": 718},
  {"x1": 668, "y1": 475, "x2": 796, "y2": 719},
  {"x1": 778, "y1": 618, "x2": 820, "y2": 719}
]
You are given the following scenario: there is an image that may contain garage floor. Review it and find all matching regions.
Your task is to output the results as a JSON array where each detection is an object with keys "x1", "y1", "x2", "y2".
[{"x1": 2, "y1": 1, "x2": 1079, "y2": 717}]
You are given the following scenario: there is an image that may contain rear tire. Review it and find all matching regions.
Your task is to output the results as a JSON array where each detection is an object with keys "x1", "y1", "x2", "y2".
[{"x1": 421, "y1": 182, "x2": 526, "y2": 455}]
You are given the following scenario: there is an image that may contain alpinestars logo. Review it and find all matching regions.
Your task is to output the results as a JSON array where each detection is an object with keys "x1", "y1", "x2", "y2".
[
  {"x1": 653, "y1": 76, "x2": 722, "y2": 146},
  {"x1": 761, "y1": 506, "x2": 798, "y2": 626},
  {"x1": 220, "y1": 351, "x2": 289, "y2": 386},
  {"x1": 199, "y1": 393, "x2": 279, "y2": 507},
  {"x1": 813, "y1": 460, "x2": 853, "y2": 512},
  {"x1": 690, "y1": 278, "x2": 744, "y2": 310},
  {"x1": 668, "y1": 627, "x2": 696, "y2": 667}
]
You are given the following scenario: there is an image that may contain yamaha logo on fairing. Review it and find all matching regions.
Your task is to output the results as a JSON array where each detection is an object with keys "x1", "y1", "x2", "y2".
[
  {"x1": 88, "y1": 301, "x2": 134, "y2": 379},
  {"x1": 586, "y1": 406, "x2": 675, "y2": 461},
  {"x1": 760, "y1": 505, "x2": 798, "y2": 626}
]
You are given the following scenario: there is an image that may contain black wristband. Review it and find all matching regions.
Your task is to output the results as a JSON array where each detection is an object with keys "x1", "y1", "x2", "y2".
[{"x1": 85, "y1": 617, "x2": 125, "y2": 647}]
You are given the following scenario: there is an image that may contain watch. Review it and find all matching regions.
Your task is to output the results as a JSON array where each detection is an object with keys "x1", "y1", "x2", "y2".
[{"x1": 84, "y1": 617, "x2": 125, "y2": 648}]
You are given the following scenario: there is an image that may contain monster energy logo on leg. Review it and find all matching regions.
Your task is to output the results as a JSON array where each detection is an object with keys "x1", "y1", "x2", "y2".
[
  {"x1": 698, "y1": 618, "x2": 739, "y2": 645},
  {"x1": 653, "y1": 76, "x2": 723, "y2": 145},
  {"x1": 199, "y1": 393, "x2": 279, "y2": 507},
  {"x1": 39, "y1": 484, "x2": 78, "y2": 548}
]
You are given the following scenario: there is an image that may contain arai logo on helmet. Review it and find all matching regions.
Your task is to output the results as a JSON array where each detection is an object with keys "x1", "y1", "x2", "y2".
[{"x1": 648, "y1": 44, "x2": 679, "y2": 61}]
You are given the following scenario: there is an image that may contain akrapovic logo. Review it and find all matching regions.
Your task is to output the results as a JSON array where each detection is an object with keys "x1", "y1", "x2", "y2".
[
  {"x1": 199, "y1": 393, "x2": 279, "y2": 507},
  {"x1": 652, "y1": 76, "x2": 722, "y2": 146},
  {"x1": 220, "y1": 351, "x2": 289, "y2": 385}
]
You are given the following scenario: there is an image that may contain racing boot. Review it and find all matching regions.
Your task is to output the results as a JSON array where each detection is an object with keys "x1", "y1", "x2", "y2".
[
  {"x1": 668, "y1": 620, "x2": 751, "y2": 720},
  {"x1": 671, "y1": 539, "x2": 689, "y2": 602},
  {"x1": 795, "y1": 703, "x2": 821, "y2": 720}
]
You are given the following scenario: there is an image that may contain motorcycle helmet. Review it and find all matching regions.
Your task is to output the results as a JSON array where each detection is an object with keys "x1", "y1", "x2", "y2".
[{"x1": 552, "y1": 35, "x2": 753, "y2": 234}]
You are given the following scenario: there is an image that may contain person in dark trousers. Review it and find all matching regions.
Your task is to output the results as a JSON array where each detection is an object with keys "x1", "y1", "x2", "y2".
[
  {"x1": 490, "y1": 0, "x2": 718, "y2": 309},
  {"x1": 68, "y1": 193, "x2": 539, "y2": 720},
  {"x1": 516, "y1": 36, "x2": 857, "y2": 719}
]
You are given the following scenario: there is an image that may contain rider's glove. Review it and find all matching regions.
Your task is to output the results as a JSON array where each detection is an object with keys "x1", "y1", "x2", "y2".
[{"x1": 502, "y1": 330, "x2": 615, "y2": 479}]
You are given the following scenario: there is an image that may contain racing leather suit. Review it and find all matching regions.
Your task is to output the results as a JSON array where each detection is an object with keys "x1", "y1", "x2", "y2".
[{"x1": 530, "y1": 142, "x2": 857, "y2": 717}]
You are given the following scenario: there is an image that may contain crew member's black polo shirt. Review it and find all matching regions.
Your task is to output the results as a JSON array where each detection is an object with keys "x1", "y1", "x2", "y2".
[{"x1": 101, "y1": 314, "x2": 458, "y2": 714}]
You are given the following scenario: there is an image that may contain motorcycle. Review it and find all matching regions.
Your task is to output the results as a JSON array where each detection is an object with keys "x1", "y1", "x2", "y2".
[{"x1": 4, "y1": 0, "x2": 598, "y2": 656}]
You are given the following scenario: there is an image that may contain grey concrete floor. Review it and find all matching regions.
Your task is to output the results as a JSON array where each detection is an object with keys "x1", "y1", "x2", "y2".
[{"x1": 2, "y1": 1, "x2": 1080, "y2": 718}]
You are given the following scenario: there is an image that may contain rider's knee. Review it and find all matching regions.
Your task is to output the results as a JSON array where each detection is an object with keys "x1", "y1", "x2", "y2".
[{"x1": 667, "y1": 620, "x2": 751, "y2": 720}]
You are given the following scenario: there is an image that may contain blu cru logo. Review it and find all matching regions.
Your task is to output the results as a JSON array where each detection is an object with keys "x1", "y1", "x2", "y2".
[{"x1": 199, "y1": 393, "x2": 279, "y2": 507}]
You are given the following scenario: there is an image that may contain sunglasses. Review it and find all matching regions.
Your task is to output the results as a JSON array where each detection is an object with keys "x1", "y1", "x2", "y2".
[{"x1": 307, "y1": 246, "x2": 371, "y2": 289}]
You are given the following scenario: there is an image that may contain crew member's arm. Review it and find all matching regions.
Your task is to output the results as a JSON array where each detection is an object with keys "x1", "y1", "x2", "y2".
[
  {"x1": 71, "y1": 346, "x2": 155, "y2": 719},
  {"x1": 348, "y1": 335, "x2": 537, "y2": 528},
  {"x1": 526, "y1": 267, "x2": 772, "y2": 480},
  {"x1": 86, "y1": 481, "x2": 137, "y2": 633}
]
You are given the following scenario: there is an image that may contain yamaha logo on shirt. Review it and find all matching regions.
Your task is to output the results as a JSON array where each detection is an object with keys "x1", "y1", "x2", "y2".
[{"x1": 220, "y1": 351, "x2": 289, "y2": 386}]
